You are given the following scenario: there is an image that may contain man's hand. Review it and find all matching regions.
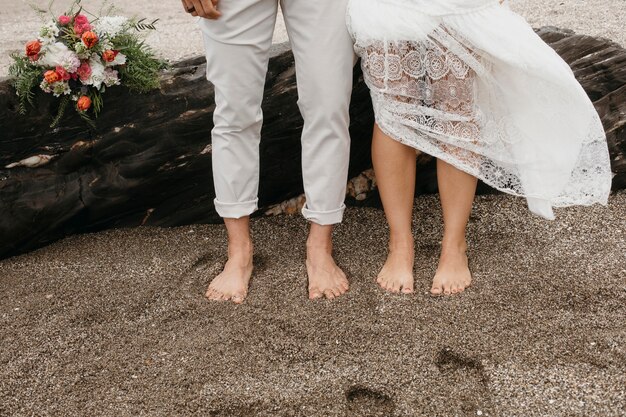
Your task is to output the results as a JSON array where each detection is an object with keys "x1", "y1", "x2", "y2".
[{"x1": 181, "y1": 0, "x2": 221, "y2": 19}]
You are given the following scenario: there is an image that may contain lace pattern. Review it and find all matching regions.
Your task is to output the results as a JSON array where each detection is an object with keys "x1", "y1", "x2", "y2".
[{"x1": 355, "y1": 26, "x2": 612, "y2": 211}]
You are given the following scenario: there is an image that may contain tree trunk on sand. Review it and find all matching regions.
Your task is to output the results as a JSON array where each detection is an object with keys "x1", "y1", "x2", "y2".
[{"x1": 0, "y1": 28, "x2": 624, "y2": 259}]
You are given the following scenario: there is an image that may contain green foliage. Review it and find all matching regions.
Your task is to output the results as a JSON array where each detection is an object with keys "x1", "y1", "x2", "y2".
[
  {"x1": 8, "y1": 53, "x2": 41, "y2": 114},
  {"x1": 112, "y1": 32, "x2": 166, "y2": 93},
  {"x1": 50, "y1": 95, "x2": 70, "y2": 128},
  {"x1": 78, "y1": 109, "x2": 96, "y2": 129},
  {"x1": 91, "y1": 89, "x2": 104, "y2": 116}
]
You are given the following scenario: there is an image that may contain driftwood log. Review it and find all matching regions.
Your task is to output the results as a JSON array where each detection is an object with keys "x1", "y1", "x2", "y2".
[{"x1": 0, "y1": 27, "x2": 625, "y2": 259}]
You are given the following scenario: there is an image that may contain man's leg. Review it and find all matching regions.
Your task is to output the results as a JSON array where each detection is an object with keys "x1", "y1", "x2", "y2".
[
  {"x1": 199, "y1": 0, "x2": 278, "y2": 303},
  {"x1": 281, "y1": 0, "x2": 355, "y2": 299}
]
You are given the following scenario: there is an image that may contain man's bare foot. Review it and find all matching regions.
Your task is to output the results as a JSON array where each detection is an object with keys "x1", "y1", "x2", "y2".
[
  {"x1": 306, "y1": 242, "x2": 349, "y2": 300},
  {"x1": 377, "y1": 241, "x2": 415, "y2": 294},
  {"x1": 205, "y1": 242, "x2": 253, "y2": 304},
  {"x1": 431, "y1": 242, "x2": 472, "y2": 296}
]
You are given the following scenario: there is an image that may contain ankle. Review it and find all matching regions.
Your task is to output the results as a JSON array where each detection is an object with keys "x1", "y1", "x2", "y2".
[
  {"x1": 306, "y1": 241, "x2": 332, "y2": 257},
  {"x1": 228, "y1": 239, "x2": 253, "y2": 258},
  {"x1": 389, "y1": 234, "x2": 414, "y2": 251},
  {"x1": 440, "y1": 238, "x2": 467, "y2": 256},
  {"x1": 306, "y1": 230, "x2": 333, "y2": 254}
]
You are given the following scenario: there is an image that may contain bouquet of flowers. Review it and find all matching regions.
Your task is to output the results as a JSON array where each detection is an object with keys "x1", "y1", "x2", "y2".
[{"x1": 9, "y1": 0, "x2": 163, "y2": 127}]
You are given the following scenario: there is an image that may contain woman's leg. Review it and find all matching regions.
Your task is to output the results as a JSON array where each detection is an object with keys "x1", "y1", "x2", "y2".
[
  {"x1": 431, "y1": 159, "x2": 477, "y2": 295},
  {"x1": 372, "y1": 124, "x2": 416, "y2": 294}
]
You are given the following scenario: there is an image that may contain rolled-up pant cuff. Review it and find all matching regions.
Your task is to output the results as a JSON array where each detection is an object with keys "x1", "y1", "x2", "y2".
[
  {"x1": 301, "y1": 203, "x2": 346, "y2": 226},
  {"x1": 214, "y1": 198, "x2": 258, "y2": 219}
]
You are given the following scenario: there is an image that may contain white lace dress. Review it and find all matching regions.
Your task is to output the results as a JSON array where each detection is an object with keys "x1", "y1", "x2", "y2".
[{"x1": 347, "y1": 0, "x2": 613, "y2": 219}]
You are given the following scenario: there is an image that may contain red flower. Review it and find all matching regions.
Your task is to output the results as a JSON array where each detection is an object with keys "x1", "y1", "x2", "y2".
[
  {"x1": 77, "y1": 96, "x2": 92, "y2": 111},
  {"x1": 74, "y1": 14, "x2": 89, "y2": 26},
  {"x1": 74, "y1": 23, "x2": 92, "y2": 35},
  {"x1": 73, "y1": 14, "x2": 91, "y2": 35},
  {"x1": 44, "y1": 70, "x2": 60, "y2": 84},
  {"x1": 25, "y1": 40, "x2": 41, "y2": 61},
  {"x1": 58, "y1": 15, "x2": 71, "y2": 25},
  {"x1": 102, "y1": 50, "x2": 119, "y2": 63},
  {"x1": 81, "y1": 31, "x2": 99, "y2": 49},
  {"x1": 76, "y1": 62, "x2": 92, "y2": 81},
  {"x1": 55, "y1": 66, "x2": 71, "y2": 81}
]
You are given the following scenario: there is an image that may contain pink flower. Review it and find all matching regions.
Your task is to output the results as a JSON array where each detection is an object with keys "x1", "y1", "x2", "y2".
[
  {"x1": 74, "y1": 23, "x2": 92, "y2": 35},
  {"x1": 73, "y1": 16, "x2": 92, "y2": 35},
  {"x1": 76, "y1": 61, "x2": 92, "y2": 81},
  {"x1": 58, "y1": 15, "x2": 71, "y2": 25},
  {"x1": 74, "y1": 14, "x2": 89, "y2": 26},
  {"x1": 55, "y1": 66, "x2": 71, "y2": 81}
]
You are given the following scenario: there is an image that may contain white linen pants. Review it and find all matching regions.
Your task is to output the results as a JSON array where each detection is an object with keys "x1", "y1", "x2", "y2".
[{"x1": 198, "y1": 0, "x2": 354, "y2": 225}]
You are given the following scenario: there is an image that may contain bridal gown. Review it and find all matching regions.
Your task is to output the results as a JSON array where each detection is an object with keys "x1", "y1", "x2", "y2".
[{"x1": 347, "y1": 0, "x2": 613, "y2": 219}]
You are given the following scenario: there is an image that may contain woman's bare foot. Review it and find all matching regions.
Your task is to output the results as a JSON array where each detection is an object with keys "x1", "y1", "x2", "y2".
[
  {"x1": 377, "y1": 239, "x2": 415, "y2": 294},
  {"x1": 431, "y1": 242, "x2": 472, "y2": 296},
  {"x1": 205, "y1": 242, "x2": 253, "y2": 304}
]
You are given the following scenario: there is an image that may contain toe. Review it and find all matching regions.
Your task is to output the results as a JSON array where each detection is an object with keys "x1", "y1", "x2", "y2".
[
  {"x1": 324, "y1": 289, "x2": 336, "y2": 299},
  {"x1": 309, "y1": 288, "x2": 323, "y2": 300},
  {"x1": 401, "y1": 282, "x2": 414, "y2": 294},
  {"x1": 430, "y1": 285, "x2": 443, "y2": 295},
  {"x1": 232, "y1": 294, "x2": 246, "y2": 304},
  {"x1": 206, "y1": 289, "x2": 221, "y2": 301}
]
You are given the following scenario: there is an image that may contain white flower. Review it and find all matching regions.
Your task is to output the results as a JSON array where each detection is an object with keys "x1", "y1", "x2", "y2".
[
  {"x1": 38, "y1": 42, "x2": 71, "y2": 68},
  {"x1": 52, "y1": 81, "x2": 71, "y2": 97},
  {"x1": 83, "y1": 55, "x2": 106, "y2": 89},
  {"x1": 100, "y1": 39, "x2": 114, "y2": 51},
  {"x1": 38, "y1": 20, "x2": 60, "y2": 45},
  {"x1": 40, "y1": 79, "x2": 52, "y2": 93},
  {"x1": 94, "y1": 16, "x2": 130, "y2": 38},
  {"x1": 103, "y1": 68, "x2": 120, "y2": 87},
  {"x1": 59, "y1": 51, "x2": 81, "y2": 73}
]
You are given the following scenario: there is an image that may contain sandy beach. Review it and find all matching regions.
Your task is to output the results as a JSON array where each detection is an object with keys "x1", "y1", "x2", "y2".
[
  {"x1": 1, "y1": 0, "x2": 625, "y2": 76},
  {"x1": 1, "y1": 193, "x2": 626, "y2": 416},
  {"x1": 1, "y1": 1, "x2": 626, "y2": 415}
]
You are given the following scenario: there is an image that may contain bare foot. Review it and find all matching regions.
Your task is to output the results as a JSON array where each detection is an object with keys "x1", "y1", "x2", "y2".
[
  {"x1": 431, "y1": 243, "x2": 472, "y2": 296},
  {"x1": 377, "y1": 243, "x2": 415, "y2": 294},
  {"x1": 306, "y1": 243, "x2": 349, "y2": 300},
  {"x1": 205, "y1": 242, "x2": 253, "y2": 304}
]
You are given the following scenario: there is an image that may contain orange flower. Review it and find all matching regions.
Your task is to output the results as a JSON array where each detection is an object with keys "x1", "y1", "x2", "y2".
[
  {"x1": 77, "y1": 96, "x2": 92, "y2": 111},
  {"x1": 25, "y1": 40, "x2": 42, "y2": 60},
  {"x1": 44, "y1": 70, "x2": 61, "y2": 84},
  {"x1": 102, "y1": 49, "x2": 119, "y2": 63},
  {"x1": 81, "y1": 31, "x2": 99, "y2": 49}
]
